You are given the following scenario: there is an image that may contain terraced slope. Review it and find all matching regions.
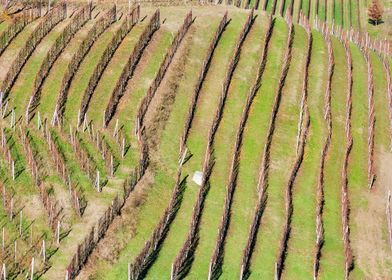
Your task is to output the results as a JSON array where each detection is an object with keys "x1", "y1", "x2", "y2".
[{"x1": 0, "y1": 3, "x2": 390, "y2": 280}]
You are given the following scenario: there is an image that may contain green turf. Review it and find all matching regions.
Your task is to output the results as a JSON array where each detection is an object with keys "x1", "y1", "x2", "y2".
[
  {"x1": 146, "y1": 14, "x2": 248, "y2": 279},
  {"x1": 9, "y1": 19, "x2": 70, "y2": 118},
  {"x1": 91, "y1": 14, "x2": 222, "y2": 280},
  {"x1": 36, "y1": 19, "x2": 98, "y2": 122},
  {"x1": 187, "y1": 15, "x2": 266, "y2": 279},
  {"x1": 219, "y1": 18, "x2": 285, "y2": 279},
  {"x1": 347, "y1": 43, "x2": 367, "y2": 280},
  {"x1": 247, "y1": 21, "x2": 305, "y2": 279},
  {"x1": 0, "y1": 21, "x2": 10, "y2": 34},
  {"x1": 105, "y1": 29, "x2": 173, "y2": 159},
  {"x1": 85, "y1": 21, "x2": 148, "y2": 130},
  {"x1": 0, "y1": 19, "x2": 41, "y2": 83},
  {"x1": 62, "y1": 20, "x2": 121, "y2": 127},
  {"x1": 282, "y1": 29, "x2": 327, "y2": 279},
  {"x1": 318, "y1": 37, "x2": 346, "y2": 280}
]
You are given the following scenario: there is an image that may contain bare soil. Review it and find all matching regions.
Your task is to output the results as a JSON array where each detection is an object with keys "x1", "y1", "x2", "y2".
[{"x1": 352, "y1": 151, "x2": 392, "y2": 279}]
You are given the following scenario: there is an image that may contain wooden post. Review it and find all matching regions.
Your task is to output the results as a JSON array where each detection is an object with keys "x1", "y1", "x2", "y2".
[
  {"x1": 30, "y1": 224, "x2": 33, "y2": 245},
  {"x1": 14, "y1": 240, "x2": 16, "y2": 262},
  {"x1": 9, "y1": 198, "x2": 13, "y2": 221},
  {"x1": 2, "y1": 101, "x2": 8, "y2": 119},
  {"x1": 1, "y1": 228, "x2": 4, "y2": 252},
  {"x1": 19, "y1": 210, "x2": 22, "y2": 237}
]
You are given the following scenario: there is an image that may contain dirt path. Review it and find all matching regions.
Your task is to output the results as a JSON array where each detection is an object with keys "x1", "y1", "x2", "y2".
[{"x1": 352, "y1": 151, "x2": 392, "y2": 278}]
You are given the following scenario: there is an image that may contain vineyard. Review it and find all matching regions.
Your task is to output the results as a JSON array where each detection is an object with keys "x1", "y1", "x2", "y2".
[{"x1": 0, "y1": 0, "x2": 390, "y2": 279}]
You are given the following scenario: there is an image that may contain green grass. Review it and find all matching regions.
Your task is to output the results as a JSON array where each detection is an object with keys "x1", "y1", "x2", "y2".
[
  {"x1": 247, "y1": 21, "x2": 305, "y2": 279},
  {"x1": 318, "y1": 37, "x2": 346, "y2": 280},
  {"x1": 0, "y1": 19, "x2": 42, "y2": 82},
  {"x1": 36, "y1": 19, "x2": 98, "y2": 122},
  {"x1": 371, "y1": 52, "x2": 389, "y2": 151},
  {"x1": 104, "y1": 29, "x2": 173, "y2": 161},
  {"x1": 62, "y1": 20, "x2": 121, "y2": 127},
  {"x1": 220, "y1": 18, "x2": 286, "y2": 279},
  {"x1": 9, "y1": 19, "x2": 70, "y2": 118},
  {"x1": 282, "y1": 30, "x2": 327, "y2": 279},
  {"x1": 86, "y1": 21, "x2": 148, "y2": 130},
  {"x1": 319, "y1": 0, "x2": 327, "y2": 21},
  {"x1": 0, "y1": 21, "x2": 10, "y2": 34},
  {"x1": 26, "y1": 128, "x2": 78, "y2": 222},
  {"x1": 347, "y1": 43, "x2": 367, "y2": 280},
  {"x1": 146, "y1": 14, "x2": 247, "y2": 279},
  {"x1": 91, "y1": 14, "x2": 222, "y2": 280},
  {"x1": 334, "y1": 0, "x2": 343, "y2": 26},
  {"x1": 350, "y1": 0, "x2": 360, "y2": 28},
  {"x1": 187, "y1": 15, "x2": 266, "y2": 279},
  {"x1": 1, "y1": 129, "x2": 52, "y2": 239}
]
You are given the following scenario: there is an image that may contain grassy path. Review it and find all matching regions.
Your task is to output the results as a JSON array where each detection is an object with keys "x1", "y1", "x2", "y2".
[
  {"x1": 282, "y1": 29, "x2": 327, "y2": 279},
  {"x1": 146, "y1": 14, "x2": 245, "y2": 280},
  {"x1": 9, "y1": 19, "x2": 72, "y2": 118},
  {"x1": 26, "y1": 128, "x2": 77, "y2": 222},
  {"x1": 62, "y1": 20, "x2": 122, "y2": 127},
  {"x1": 187, "y1": 15, "x2": 266, "y2": 279},
  {"x1": 0, "y1": 130, "x2": 51, "y2": 238},
  {"x1": 219, "y1": 19, "x2": 285, "y2": 279},
  {"x1": 0, "y1": 21, "x2": 9, "y2": 34},
  {"x1": 247, "y1": 22, "x2": 304, "y2": 279},
  {"x1": 36, "y1": 19, "x2": 98, "y2": 122},
  {"x1": 85, "y1": 22, "x2": 148, "y2": 129},
  {"x1": 104, "y1": 28, "x2": 173, "y2": 163},
  {"x1": 347, "y1": 43, "x2": 367, "y2": 279},
  {"x1": 318, "y1": 37, "x2": 346, "y2": 280},
  {"x1": 371, "y1": 53, "x2": 389, "y2": 152},
  {"x1": 94, "y1": 14, "x2": 222, "y2": 280},
  {"x1": 0, "y1": 19, "x2": 41, "y2": 82}
]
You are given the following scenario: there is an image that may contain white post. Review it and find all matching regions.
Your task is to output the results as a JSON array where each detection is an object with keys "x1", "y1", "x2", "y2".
[
  {"x1": 113, "y1": 119, "x2": 119, "y2": 138},
  {"x1": 9, "y1": 198, "x2": 13, "y2": 221},
  {"x1": 2, "y1": 263, "x2": 5, "y2": 280},
  {"x1": 11, "y1": 161, "x2": 15, "y2": 181},
  {"x1": 37, "y1": 111, "x2": 41, "y2": 130},
  {"x1": 31, "y1": 257, "x2": 34, "y2": 280},
  {"x1": 42, "y1": 240, "x2": 46, "y2": 263},
  {"x1": 111, "y1": 155, "x2": 114, "y2": 176},
  {"x1": 122, "y1": 138, "x2": 125, "y2": 158},
  {"x1": 26, "y1": 96, "x2": 33, "y2": 123},
  {"x1": 57, "y1": 221, "x2": 60, "y2": 245},
  {"x1": 96, "y1": 170, "x2": 100, "y2": 192},
  {"x1": 77, "y1": 109, "x2": 81, "y2": 128}
]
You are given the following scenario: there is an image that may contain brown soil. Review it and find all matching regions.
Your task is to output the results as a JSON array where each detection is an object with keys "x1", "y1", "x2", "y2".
[
  {"x1": 76, "y1": 168, "x2": 154, "y2": 279},
  {"x1": 145, "y1": 24, "x2": 194, "y2": 160},
  {"x1": 352, "y1": 151, "x2": 392, "y2": 279}
]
